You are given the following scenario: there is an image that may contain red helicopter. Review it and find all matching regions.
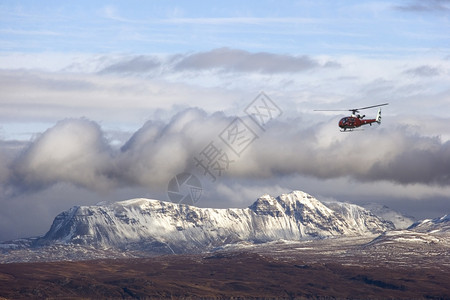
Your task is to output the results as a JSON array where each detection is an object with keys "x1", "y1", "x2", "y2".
[{"x1": 315, "y1": 103, "x2": 388, "y2": 132}]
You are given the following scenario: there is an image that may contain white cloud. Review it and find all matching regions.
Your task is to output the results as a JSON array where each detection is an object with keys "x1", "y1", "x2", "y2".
[{"x1": 13, "y1": 119, "x2": 115, "y2": 191}]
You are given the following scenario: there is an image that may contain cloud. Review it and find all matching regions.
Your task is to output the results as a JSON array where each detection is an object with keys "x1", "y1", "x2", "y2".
[
  {"x1": 394, "y1": 0, "x2": 450, "y2": 12},
  {"x1": 98, "y1": 48, "x2": 340, "y2": 75},
  {"x1": 2, "y1": 54, "x2": 447, "y2": 132},
  {"x1": 117, "y1": 108, "x2": 244, "y2": 189},
  {"x1": 0, "y1": 29, "x2": 61, "y2": 36},
  {"x1": 0, "y1": 69, "x2": 236, "y2": 125},
  {"x1": 0, "y1": 149, "x2": 10, "y2": 187},
  {"x1": 117, "y1": 109, "x2": 211, "y2": 188},
  {"x1": 243, "y1": 122, "x2": 450, "y2": 186},
  {"x1": 174, "y1": 48, "x2": 341, "y2": 73},
  {"x1": 162, "y1": 17, "x2": 319, "y2": 26},
  {"x1": 4, "y1": 109, "x2": 233, "y2": 193},
  {"x1": 366, "y1": 136, "x2": 450, "y2": 185},
  {"x1": 404, "y1": 65, "x2": 441, "y2": 77},
  {"x1": 12, "y1": 119, "x2": 115, "y2": 191},
  {"x1": 99, "y1": 55, "x2": 162, "y2": 74},
  {"x1": 4, "y1": 109, "x2": 450, "y2": 199}
]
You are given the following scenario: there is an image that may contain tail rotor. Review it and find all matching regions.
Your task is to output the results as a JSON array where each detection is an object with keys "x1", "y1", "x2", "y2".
[{"x1": 376, "y1": 108, "x2": 382, "y2": 124}]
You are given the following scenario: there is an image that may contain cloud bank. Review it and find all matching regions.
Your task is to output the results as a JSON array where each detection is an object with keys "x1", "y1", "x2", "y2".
[
  {"x1": 1, "y1": 51, "x2": 449, "y2": 131},
  {"x1": 3, "y1": 108, "x2": 450, "y2": 199}
]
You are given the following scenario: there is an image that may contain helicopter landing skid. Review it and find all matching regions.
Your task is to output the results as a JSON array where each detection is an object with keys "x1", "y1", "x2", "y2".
[{"x1": 340, "y1": 128, "x2": 364, "y2": 132}]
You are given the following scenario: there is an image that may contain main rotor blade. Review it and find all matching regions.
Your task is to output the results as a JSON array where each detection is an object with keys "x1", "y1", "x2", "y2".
[
  {"x1": 352, "y1": 103, "x2": 389, "y2": 111},
  {"x1": 314, "y1": 103, "x2": 389, "y2": 112},
  {"x1": 313, "y1": 109, "x2": 349, "y2": 111},
  {"x1": 314, "y1": 109, "x2": 373, "y2": 113}
]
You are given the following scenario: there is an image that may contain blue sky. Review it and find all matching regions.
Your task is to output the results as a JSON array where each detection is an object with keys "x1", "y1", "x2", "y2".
[
  {"x1": 0, "y1": 0, "x2": 450, "y2": 240},
  {"x1": 1, "y1": 0, "x2": 448, "y2": 55}
]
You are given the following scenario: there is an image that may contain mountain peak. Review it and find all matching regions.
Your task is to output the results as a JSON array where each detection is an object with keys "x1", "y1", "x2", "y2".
[
  {"x1": 278, "y1": 190, "x2": 325, "y2": 207},
  {"x1": 114, "y1": 198, "x2": 162, "y2": 208},
  {"x1": 249, "y1": 194, "x2": 282, "y2": 217},
  {"x1": 249, "y1": 191, "x2": 325, "y2": 216}
]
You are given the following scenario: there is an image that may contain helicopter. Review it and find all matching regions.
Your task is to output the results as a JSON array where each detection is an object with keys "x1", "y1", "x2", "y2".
[{"x1": 314, "y1": 103, "x2": 389, "y2": 132}]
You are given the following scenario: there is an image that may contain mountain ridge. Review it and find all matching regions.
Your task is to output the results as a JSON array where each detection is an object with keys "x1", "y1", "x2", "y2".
[{"x1": 31, "y1": 190, "x2": 393, "y2": 254}]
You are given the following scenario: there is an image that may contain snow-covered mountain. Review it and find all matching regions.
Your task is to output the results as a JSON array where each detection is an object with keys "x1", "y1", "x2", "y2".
[
  {"x1": 363, "y1": 214, "x2": 450, "y2": 250},
  {"x1": 361, "y1": 203, "x2": 415, "y2": 229},
  {"x1": 408, "y1": 215, "x2": 450, "y2": 234},
  {"x1": 33, "y1": 191, "x2": 392, "y2": 254}
]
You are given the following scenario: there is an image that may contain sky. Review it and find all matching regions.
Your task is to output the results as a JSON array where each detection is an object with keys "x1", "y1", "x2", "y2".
[{"x1": 0, "y1": 0, "x2": 450, "y2": 241}]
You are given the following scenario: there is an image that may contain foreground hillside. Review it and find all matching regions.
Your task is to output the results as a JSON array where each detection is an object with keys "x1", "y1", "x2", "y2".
[{"x1": 0, "y1": 236, "x2": 449, "y2": 299}]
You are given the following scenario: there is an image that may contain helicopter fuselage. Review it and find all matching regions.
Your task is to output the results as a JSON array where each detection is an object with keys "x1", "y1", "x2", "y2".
[{"x1": 338, "y1": 116, "x2": 377, "y2": 130}]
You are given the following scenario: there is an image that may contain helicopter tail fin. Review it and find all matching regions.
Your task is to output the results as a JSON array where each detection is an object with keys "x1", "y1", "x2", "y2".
[{"x1": 376, "y1": 108, "x2": 382, "y2": 124}]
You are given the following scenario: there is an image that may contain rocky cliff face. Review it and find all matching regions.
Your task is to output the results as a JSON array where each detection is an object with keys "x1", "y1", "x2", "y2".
[{"x1": 36, "y1": 191, "x2": 393, "y2": 253}]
